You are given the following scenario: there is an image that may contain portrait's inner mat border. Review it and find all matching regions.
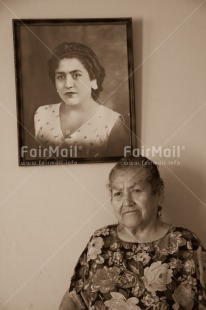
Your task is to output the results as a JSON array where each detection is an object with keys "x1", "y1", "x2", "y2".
[{"x1": 13, "y1": 18, "x2": 136, "y2": 165}]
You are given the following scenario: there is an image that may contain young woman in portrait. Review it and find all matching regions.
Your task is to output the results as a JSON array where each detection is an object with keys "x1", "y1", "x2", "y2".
[{"x1": 34, "y1": 42, "x2": 130, "y2": 158}]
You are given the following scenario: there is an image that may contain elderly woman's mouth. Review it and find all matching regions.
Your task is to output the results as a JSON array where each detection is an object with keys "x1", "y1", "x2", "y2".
[{"x1": 123, "y1": 210, "x2": 140, "y2": 215}]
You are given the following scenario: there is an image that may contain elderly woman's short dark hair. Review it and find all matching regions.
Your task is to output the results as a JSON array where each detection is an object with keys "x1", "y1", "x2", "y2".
[
  {"x1": 48, "y1": 42, "x2": 105, "y2": 100},
  {"x1": 109, "y1": 156, "x2": 164, "y2": 196}
]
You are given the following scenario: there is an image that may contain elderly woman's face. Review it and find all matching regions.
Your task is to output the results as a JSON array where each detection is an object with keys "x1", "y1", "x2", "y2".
[
  {"x1": 110, "y1": 168, "x2": 161, "y2": 229},
  {"x1": 55, "y1": 58, "x2": 97, "y2": 106}
]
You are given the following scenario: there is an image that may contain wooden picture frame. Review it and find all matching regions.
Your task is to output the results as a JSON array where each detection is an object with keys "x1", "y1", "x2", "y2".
[{"x1": 13, "y1": 18, "x2": 136, "y2": 165}]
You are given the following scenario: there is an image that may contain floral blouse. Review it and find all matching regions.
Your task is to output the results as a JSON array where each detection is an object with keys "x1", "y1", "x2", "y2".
[{"x1": 69, "y1": 225, "x2": 206, "y2": 310}]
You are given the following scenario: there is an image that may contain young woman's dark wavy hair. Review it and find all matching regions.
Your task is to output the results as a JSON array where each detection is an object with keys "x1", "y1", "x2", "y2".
[{"x1": 48, "y1": 42, "x2": 105, "y2": 100}]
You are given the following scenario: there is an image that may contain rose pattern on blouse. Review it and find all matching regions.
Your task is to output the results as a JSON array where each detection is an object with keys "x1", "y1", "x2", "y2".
[
  {"x1": 143, "y1": 261, "x2": 173, "y2": 292},
  {"x1": 69, "y1": 225, "x2": 206, "y2": 309},
  {"x1": 87, "y1": 237, "x2": 104, "y2": 261},
  {"x1": 172, "y1": 284, "x2": 195, "y2": 310},
  {"x1": 91, "y1": 267, "x2": 120, "y2": 293},
  {"x1": 104, "y1": 292, "x2": 141, "y2": 310},
  {"x1": 133, "y1": 251, "x2": 151, "y2": 266}
]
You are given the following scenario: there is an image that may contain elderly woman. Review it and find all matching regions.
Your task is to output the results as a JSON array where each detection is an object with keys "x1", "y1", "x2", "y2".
[
  {"x1": 34, "y1": 42, "x2": 129, "y2": 158},
  {"x1": 59, "y1": 157, "x2": 206, "y2": 309}
]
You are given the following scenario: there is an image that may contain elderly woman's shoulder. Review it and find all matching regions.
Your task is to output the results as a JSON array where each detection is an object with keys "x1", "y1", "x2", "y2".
[
  {"x1": 169, "y1": 225, "x2": 204, "y2": 248},
  {"x1": 92, "y1": 224, "x2": 117, "y2": 238}
]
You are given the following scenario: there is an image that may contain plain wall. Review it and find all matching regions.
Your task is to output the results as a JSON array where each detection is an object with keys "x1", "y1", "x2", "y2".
[{"x1": 0, "y1": 0, "x2": 206, "y2": 309}]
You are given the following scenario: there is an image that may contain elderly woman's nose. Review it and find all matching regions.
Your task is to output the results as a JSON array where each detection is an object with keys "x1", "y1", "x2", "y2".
[{"x1": 123, "y1": 191, "x2": 135, "y2": 207}]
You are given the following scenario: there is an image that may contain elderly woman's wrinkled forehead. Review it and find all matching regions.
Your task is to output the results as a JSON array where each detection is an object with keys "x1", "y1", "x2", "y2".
[
  {"x1": 108, "y1": 157, "x2": 164, "y2": 195},
  {"x1": 109, "y1": 166, "x2": 149, "y2": 188}
]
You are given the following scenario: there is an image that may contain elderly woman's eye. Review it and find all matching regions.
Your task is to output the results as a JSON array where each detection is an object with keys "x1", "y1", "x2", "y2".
[
  {"x1": 113, "y1": 191, "x2": 123, "y2": 198},
  {"x1": 132, "y1": 188, "x2": 141, "y2": 194}
]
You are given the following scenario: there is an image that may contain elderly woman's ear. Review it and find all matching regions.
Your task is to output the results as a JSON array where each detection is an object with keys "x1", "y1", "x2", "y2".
[{"x1": 106, "y1": 183, "x2": 111, "y2": 191}]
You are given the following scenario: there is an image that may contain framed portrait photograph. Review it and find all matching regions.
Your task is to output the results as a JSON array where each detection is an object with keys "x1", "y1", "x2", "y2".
[{"x1": 13, "y1": 18, "x2": 136, "y2": 166}]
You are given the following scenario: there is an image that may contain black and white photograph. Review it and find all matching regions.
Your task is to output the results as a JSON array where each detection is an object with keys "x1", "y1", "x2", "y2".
[
  {"x1": 1, "y1": 1, "x2": 206, "y2": 310},
  {"x1": 13, "y1": 18, "x2": 136, "y2": 165}
]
